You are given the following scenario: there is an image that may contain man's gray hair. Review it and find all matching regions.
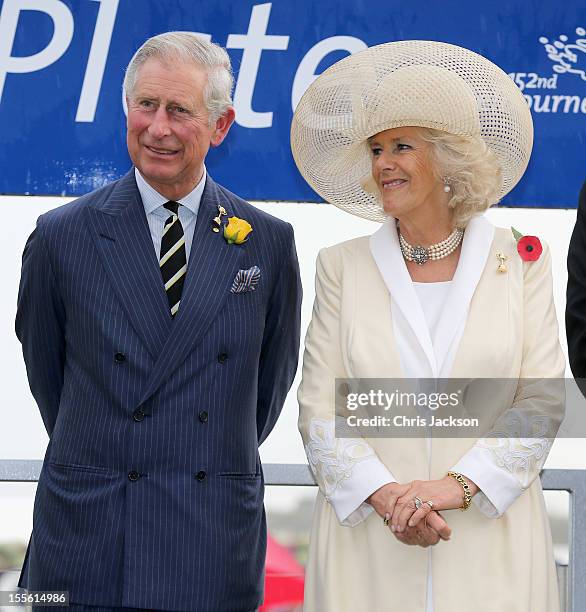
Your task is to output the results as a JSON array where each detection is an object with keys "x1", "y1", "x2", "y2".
[{"x1": 123, "y1": 31, "x2": 234, "y2": 123}]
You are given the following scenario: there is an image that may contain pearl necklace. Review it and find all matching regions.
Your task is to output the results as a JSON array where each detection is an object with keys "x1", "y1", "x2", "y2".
[{"x1": 398, "y1": 226, "x2": 464, "y2": 265}]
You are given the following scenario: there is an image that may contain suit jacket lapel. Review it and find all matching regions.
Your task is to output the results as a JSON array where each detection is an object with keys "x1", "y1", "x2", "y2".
[
  {"x1": 137, "y1": 176, "x2": 244, "y2": 406},
  {"x1": 87, "y1": 171, "x2": 172, "y2": 360}
]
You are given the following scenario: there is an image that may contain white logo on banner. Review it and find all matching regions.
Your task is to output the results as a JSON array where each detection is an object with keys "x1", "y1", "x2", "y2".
[
  {"x1": 509, "y1": 26, "x2": 586, "y2": 113},
  {"x1": 541, "y1": 27, "x2": 586, "y2": 81}
]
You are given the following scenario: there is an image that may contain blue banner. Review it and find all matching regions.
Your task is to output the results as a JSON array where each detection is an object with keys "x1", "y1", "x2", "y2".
[{"x1": 0, "y1": 0, "x2": 584, "y2": 206}]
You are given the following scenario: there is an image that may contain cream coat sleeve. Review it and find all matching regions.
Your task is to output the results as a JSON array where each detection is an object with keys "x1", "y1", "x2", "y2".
[
  {"x1": 298, "y1": 247, "x2": 396, "y2": 526},
  {"x1": 452, "y1": 242, "x2": 566, "y2": 517}
]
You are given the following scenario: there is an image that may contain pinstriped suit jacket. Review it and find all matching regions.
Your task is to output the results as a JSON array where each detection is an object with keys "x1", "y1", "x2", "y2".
[{"x1": 15, "y1": 170, "x2": 302, "y2": 611}]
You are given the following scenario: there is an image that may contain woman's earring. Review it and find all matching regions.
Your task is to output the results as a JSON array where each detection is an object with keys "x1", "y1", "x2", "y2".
[{"x1": 443, "y1": 178, "x2": 451, "y2": 193}]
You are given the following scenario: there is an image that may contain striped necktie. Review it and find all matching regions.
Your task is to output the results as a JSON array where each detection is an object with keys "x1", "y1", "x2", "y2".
[{"x1": 159, "y1": 201, "x2": 187, "y2": 317}]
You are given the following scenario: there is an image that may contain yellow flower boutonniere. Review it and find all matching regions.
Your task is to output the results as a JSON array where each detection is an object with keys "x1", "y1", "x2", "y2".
[{"x1": 224, "y1": 216, "x2": 253, "y2": 245}]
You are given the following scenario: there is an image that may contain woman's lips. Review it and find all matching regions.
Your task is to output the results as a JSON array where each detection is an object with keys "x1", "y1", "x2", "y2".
[{"x1": 382, "y1": 178, "x2": 407, "y2": 190}]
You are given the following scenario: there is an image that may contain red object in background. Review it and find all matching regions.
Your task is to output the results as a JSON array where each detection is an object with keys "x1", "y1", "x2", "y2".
[{"x1": 260, "y1": 535, "x2": 305, "y2": 610}]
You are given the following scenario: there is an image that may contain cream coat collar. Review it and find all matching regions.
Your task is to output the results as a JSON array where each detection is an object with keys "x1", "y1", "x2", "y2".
[{"x1": 369, "y1": 215, "x2": 495, "y2": 377}]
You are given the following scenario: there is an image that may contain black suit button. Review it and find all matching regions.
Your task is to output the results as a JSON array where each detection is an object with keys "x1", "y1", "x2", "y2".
[
  {"x1": 114, "y1": 352, "x2": 126, "y2": 364},
  {"x1": 128, "y1": 470, "x2": 140, "y2": 481},
  {"x1": 217, "y1": 353, "x2": 228, "y2": 364},
  {"x1": 133, "y1": 409, "x2": 145, "y2": 422},
  {"x1": 196, "y1": 470, "x2": 207, "y2": 481},
  {"x1": 199, "y1": 411, "x2": 208, "y2": 423}
]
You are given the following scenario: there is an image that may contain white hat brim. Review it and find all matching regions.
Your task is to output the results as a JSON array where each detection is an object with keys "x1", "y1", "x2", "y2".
[{"x1": 290, "y1": 40, "x2": 533, "y2": 222}]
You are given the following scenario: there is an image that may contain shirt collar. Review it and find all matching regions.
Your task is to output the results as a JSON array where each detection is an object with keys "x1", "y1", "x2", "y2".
[{"x1": 134, "y1": 166, "x2": 207, "y2": 216}]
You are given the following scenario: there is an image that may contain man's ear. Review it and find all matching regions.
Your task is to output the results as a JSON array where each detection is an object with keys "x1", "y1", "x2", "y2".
[{"x1": 210, "y1": 107, "x2": 236, "y2": 147}]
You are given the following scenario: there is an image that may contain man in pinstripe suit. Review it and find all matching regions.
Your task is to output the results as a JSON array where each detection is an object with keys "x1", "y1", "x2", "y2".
[{"x1": 16, "y1": 32, "x2": 302, "y2": 612}]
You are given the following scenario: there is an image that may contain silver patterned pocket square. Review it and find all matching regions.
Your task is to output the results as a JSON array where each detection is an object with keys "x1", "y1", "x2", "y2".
[{"x1": 231, "y1": 266, "x2": 261, "y2": 294}]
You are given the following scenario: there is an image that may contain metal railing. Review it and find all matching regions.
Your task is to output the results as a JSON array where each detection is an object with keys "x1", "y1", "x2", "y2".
[{"x1": 1, "y1": 461, "x2": 584, "y2": 611}]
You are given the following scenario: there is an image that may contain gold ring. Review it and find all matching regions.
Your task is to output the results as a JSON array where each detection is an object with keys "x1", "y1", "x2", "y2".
[{"x1": 383, "y1": 513, "x2": 390, "y2": 526}]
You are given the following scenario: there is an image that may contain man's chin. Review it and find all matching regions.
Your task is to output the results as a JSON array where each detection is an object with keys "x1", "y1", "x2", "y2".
[{"x1": 136, "y1": 166, "x2": 179, "y2": 184}]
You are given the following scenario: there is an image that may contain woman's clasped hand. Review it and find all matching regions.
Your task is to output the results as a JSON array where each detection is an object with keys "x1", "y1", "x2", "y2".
[{"x1": 367, "y1": 475, "x2": 479, "y2": 546}]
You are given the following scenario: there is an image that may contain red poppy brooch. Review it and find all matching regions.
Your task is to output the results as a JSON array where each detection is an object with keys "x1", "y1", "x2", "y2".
[{"x1": 511, "y1": 227, "x2": 543, "y2": 262}]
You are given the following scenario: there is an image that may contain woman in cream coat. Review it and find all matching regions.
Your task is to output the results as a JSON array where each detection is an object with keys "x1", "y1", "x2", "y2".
[{"x1": 292, "y1": 41, "x2": 565, "y2": 612}]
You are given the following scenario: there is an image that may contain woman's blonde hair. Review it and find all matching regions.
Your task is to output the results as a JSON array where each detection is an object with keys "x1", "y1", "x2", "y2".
[{"x1": 418, "y1": 128, "x2": 503, "y2": 228}]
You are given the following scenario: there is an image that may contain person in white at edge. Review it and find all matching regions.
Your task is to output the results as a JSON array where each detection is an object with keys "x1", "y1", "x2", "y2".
[{"x1": 292, "y1": 41, "x2": 565, "y2": 611}]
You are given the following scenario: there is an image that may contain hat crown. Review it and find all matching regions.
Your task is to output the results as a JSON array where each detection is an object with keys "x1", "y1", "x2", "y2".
[{"x1": 362, "y1": 64, "x2": 481, "y2": 139}]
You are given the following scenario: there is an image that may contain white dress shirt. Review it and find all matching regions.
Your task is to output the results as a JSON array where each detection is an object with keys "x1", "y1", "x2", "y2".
[{"x1": 134, "y1": 167, "x2": 206, "y2": 262}]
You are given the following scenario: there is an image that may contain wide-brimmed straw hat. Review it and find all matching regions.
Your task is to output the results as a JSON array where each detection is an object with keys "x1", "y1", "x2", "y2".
[{"x1": 290, "y1": 40, "x2": 533, "y2": 222}]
